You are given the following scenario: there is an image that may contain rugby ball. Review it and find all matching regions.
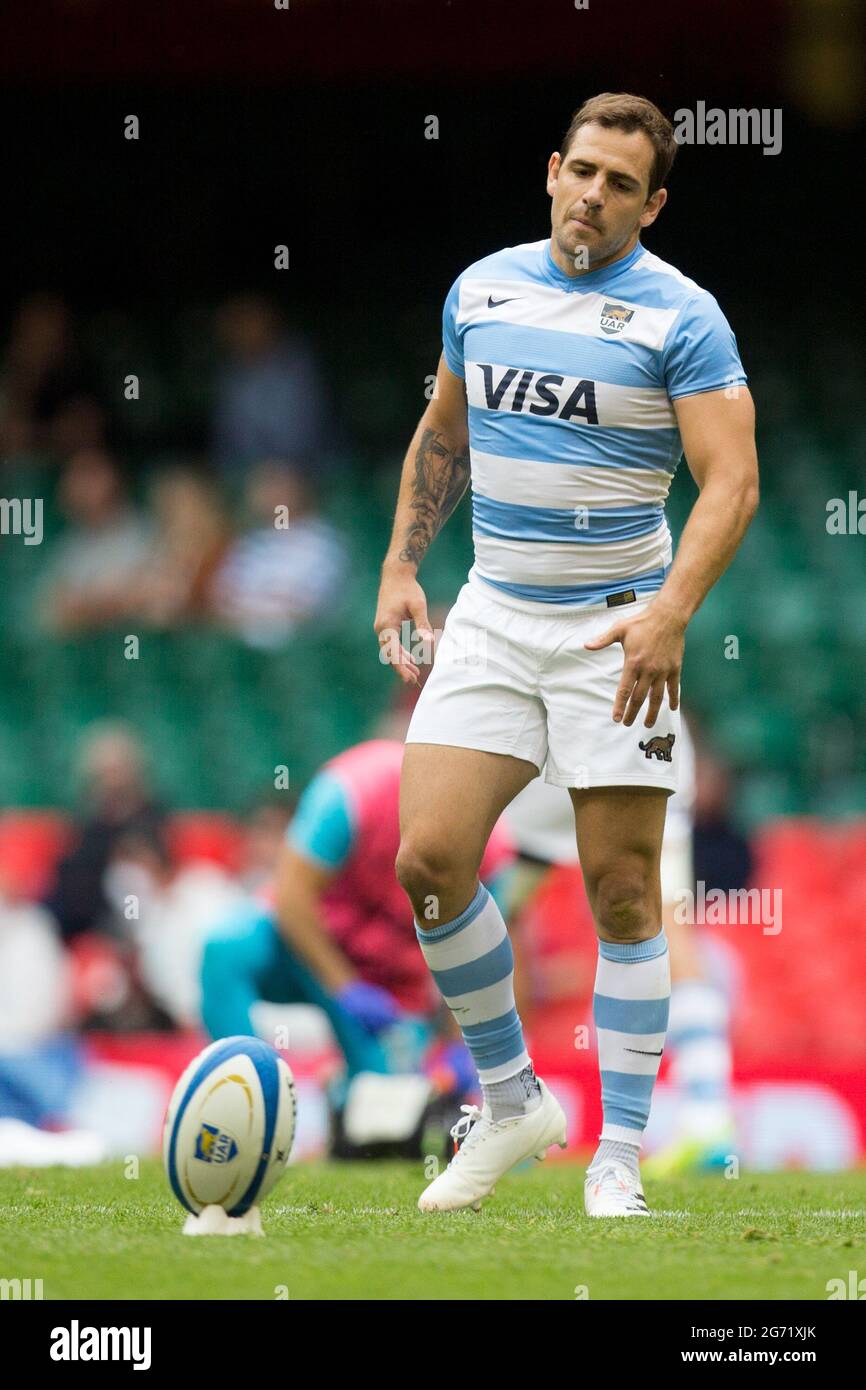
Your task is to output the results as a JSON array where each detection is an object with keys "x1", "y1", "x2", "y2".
[{"x1": 163, "y1": 1037, "x2": 296, "y2": 1216}]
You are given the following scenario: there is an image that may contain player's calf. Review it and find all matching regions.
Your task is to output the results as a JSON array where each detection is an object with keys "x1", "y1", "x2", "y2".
[{"x1": 585, "y1": 928, "x2": 671, "y2": 1216}]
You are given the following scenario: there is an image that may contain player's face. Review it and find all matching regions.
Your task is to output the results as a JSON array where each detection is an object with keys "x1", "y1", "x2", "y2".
[{"x1": 546, "y1": 123, "x2": 666, "y2": 271}]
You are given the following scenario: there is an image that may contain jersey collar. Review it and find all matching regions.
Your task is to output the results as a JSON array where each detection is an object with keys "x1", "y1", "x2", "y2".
[{"x1": 542, "y1": 237, "x2": 645, "y2": 292}]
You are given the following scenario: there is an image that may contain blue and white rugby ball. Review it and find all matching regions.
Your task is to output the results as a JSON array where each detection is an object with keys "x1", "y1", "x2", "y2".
[{"x1": 163, "y1": 1037, "x2": 297, "y2": 1216}]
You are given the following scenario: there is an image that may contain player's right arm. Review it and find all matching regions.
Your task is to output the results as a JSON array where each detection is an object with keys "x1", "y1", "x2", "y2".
[
  {"x1": 272, "y1": 843, "x2": 357, "y2": 991},
  {"x1": 273, "y1": 770, "x2": 361, "y2": 992},
  {"x1": 374, "y1": 353, "x2": 470, "y2": 684},
  {"x1": 274, "y1": 785, "x2": 402, "y2": 1031}
]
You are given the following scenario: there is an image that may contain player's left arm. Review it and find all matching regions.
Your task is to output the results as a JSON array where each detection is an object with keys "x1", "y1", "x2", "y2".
[
  {"x1": 586, "y1": 385, "x2": 759, "y2": 727},
  {"x1": 664, "y1": 383, "x2": 759, "y2": 620}
]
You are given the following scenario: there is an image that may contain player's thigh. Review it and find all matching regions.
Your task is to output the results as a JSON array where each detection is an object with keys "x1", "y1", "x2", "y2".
[
  {"x1": 400, "y1": 741, "x2": 537, "y2": 871},
  {"x1": 201, "y1": 908, "x2": 285, "y2": 997},
  {"x1": 569, "y1": 784, "x2": 669, "y2": 909}
]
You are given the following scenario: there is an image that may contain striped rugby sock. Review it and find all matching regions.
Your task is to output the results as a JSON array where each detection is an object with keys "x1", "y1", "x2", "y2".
[
  {"x1": 592, "y1": 929, "x2": 670, "y2": 1150},
  {"x1": 415, "y1": 882, "x2": 535, "y2": 1118},
  {"x1": 667, "y1": 978, "x2": 734, "y2": 1141}
]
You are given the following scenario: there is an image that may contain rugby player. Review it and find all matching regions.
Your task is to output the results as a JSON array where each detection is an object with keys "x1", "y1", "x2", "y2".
[{"x1": 375, "y1": 93, "x2": 758, "y2": 1215}]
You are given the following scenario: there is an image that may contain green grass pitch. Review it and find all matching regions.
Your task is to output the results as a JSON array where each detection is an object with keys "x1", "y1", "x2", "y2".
[{"x1": 1, "y1": 1160, "x2": 865, "y2": 1300}]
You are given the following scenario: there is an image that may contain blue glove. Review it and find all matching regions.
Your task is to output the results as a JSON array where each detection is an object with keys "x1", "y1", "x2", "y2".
[{"x1": 336, "y1": 981, "x2": 402, "y2": 1034}]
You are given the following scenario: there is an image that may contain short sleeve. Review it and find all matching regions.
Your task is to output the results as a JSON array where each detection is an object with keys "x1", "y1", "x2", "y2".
[
  {"x1": 442, "y1": 275, "x2": 465, "y2": 379},
  {"x1": 663, "y1": 292, "x2": 747, "y2": 401},
  {"x1": 287, "y1": 770, "x2": 354, "y2": 869}
]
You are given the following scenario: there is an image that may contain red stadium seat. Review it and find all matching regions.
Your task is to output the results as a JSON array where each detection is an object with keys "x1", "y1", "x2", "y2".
[
  {"x1": 523, "y1": 820, "x2": 866, "y2": 1064},
  {"x1": 0, "y1": 811, "x2": 73, "y2": 900},
  {"x1": 165, "y1": 813, "x2": 245, "y2": 872},
  {"x1": 67, "y1": 932, "x2": 132, "y2": 1021}
]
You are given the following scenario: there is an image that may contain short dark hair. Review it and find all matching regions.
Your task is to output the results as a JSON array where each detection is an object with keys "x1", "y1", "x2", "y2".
[{"x1": 561, "y1": 93, "x2": 677, "y2": 197}]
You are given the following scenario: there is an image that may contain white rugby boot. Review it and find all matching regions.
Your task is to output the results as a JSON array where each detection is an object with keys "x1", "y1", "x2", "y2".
[
  {"x1": 584, "y1": 1160, "x2": 651, "y2": 1217},
  {"x1": 417, "y1": 1078, "x2": 567, "y2": 1213}
]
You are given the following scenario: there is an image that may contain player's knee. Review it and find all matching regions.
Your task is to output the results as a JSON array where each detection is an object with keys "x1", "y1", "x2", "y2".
[
  {"x1": 395, "y1": 839, "x2": 462, "y2": 906},
  {"x1": 593, "y1": 868, "x2": 656, "y2": 941}
]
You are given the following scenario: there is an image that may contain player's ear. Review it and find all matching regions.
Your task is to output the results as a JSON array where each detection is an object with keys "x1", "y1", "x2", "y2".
[
  {"x1": 546, "y1": 151, "x2": 561, "y2": 196},
  {"x1": 640, "y1": 186, "x2": 667, "y2": 228}
]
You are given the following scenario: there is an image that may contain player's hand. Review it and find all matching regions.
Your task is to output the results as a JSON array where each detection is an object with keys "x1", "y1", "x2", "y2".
[
  {"x1": 336, "y1": 981, "x2": 402, "y2": 1034},
  {"x1": 584, "y1": 601, "x2": 685, "y2": 728},
  {"x1": 373, "y1": 562, "x2": 435, "y2": 686}
]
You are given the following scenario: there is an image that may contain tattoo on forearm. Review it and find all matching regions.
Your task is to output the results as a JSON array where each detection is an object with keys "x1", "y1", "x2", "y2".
[{"x1": 398, "y1": 428, "x2": 470, "y2": 567}]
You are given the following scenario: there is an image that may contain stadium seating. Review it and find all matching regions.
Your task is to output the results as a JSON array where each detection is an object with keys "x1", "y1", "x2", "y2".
[
  {"x1": 520, "y1": 823, "x2": 866, "y2": 1065},
  {"x1": 0, "y1": 811, "x2": 73, "y2": 899},
  {"x1": 1, "y1": 325, "x2": 865, "y2": 821}
]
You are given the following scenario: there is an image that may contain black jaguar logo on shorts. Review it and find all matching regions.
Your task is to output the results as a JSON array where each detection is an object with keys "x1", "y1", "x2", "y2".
[
  {"x1": 638, "y1": 733, "x2": 676, "y2": 762},
  {"x1": 600, "y1": 302, "x2": 635, "y2": 335}
]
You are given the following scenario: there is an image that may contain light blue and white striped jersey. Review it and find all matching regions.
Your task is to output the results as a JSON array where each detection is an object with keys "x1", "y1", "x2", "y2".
[{"x1": 443, "y1": 237, "x2": 747, "y2": 611}]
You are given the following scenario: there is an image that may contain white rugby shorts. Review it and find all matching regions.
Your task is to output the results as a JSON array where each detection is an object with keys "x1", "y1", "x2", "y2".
[{"x1": 405, "y1": 574, "x2": 680, "y2": 793}]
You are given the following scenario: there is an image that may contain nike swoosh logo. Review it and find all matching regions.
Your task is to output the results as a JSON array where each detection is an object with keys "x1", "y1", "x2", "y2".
[
  {"x1": 487, "y1": 295, "x2": 520, "y2": 308},
  {"x1": 625, "y1": 1048, "x2": 663, "y2": 1057}
]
